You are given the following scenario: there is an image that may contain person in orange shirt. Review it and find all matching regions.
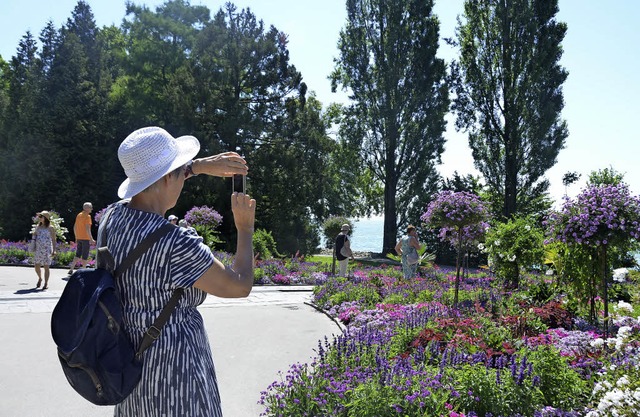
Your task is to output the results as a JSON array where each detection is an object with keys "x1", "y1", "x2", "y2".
[{"x1": 67, "y1": 202, "x2": 96, "y2": 275}]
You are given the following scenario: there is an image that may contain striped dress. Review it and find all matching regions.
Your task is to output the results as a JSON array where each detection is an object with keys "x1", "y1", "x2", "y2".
[{"x1": 99, "y1": 203, "x2": 222, "y2": 417}]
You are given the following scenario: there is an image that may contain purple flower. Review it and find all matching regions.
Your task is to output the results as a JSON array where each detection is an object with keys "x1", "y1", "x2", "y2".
[
  {"x1": 546, "y1": 183, "x2": 640, "y2": 247},
  {"x1": 184, "y1": 205, "x2": 223, "y2": 229}
]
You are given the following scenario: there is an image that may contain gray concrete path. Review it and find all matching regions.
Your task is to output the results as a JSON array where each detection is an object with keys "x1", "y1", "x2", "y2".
[{"x1": 0, "y1": 266, "x2": 341, "y2": 417}]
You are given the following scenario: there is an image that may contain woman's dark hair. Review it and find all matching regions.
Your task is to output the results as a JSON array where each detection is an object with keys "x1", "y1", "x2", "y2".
[
  {"x1": 407, "y1": 225, "x2": 416, "y2": 234},
  {"x1": 41, "y1": 216, "x2": 50, "y2": 228}
]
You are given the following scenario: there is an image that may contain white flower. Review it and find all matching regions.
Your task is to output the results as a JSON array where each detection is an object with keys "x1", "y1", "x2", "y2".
[
  {"x1": 617, "y1": 375, "x2": 630, "y2": 387},
  {"x1": 545, "y1": 269, "x2": 554, "y2": 276},
  {"x1": 612, "y1": 267, "x2": 629, "y2": 283},
  {"x1": 508, "y1": 254, "x2": 516, "y2": 262},
  {"x1": 617, "y1": 326, "x2": 632, "y2": 338},
  {"x1": 477, "y1": 243, "x2": 485, "y2": 251},
  {"x1": 494, "y1": 240, "x2": 501, "y2": 246},
  {"x1": 615, "y1": 301, "x2": 633, "y2": 313},
  {"x1": 524, "y1": 225, "x2": 531, "y2": 231},
  {"x1": 591, "y1": 338, "x2": 605, "y2": 348},
  {"x1": 499, "y1": 253, "x2": 504, "y2": 259}
]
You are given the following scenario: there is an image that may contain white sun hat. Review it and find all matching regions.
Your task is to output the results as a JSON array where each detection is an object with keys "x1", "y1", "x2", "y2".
[{"x1": 117, "y1": 126, "x2": 200, "y2": 199}]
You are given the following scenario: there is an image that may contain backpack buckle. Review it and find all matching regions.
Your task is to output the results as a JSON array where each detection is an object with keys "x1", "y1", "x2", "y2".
[{"x1": 146, "y1": 325, "x2": 161, "y2": 340}]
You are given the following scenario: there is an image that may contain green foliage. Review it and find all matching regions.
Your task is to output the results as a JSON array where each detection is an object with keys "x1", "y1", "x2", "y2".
[
  {"x1": 253, "y1": 267, "x2": 265, "y2": 284},
  {"x1": 452, "y1": 362, "x2": 544, "y2": 416},
  {"x1": 526, "y1": 346, "x2": 589, "y2": 409},
  {"x1": 328, "y1": 285, "x2": 381, "y2": 309},
  {"x1": 253, "y1": 229, "x2": 280, "y2": 259},
  {"x1": 191, "y1": 225, "x2": 224, "y2": 251},
  {"x1": 385, "y1": 244, "x2": 435, "y2": 267},
  {"x1": 587, "y1": 166, "x2": 625, "y2": 186},
  {"x1": 0, "y1": 0, "x2": 347, "y2": 257},
  {"x1": 484, "y1": 216, "x2": 545, "y2": 287},
  {"x1": 451, "y1": 0, "x2": 568, "y2": 218},
  {"x1": 321, "y1": 216, "x2": 353, "y2": 248}
]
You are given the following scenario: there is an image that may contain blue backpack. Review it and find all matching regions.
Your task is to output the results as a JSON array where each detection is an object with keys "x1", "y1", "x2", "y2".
[{"x1": 51, "y1": 209, "x2": 181, "y2": 405}]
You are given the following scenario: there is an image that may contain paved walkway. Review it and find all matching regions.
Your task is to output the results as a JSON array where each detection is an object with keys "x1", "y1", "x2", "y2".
[{"x1": 0, "y1": 266, "x2": 341, "y2": 417}]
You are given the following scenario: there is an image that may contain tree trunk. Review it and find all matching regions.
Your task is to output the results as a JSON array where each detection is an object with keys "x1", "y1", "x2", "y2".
[
  {"x1": 601, "y1": 244, "x2": 609, "y2": 338},
  {"x1": 331, "y1": 245, "x2": 336, "y2": 276},
  {"x1": 382, "y1": 150, "x2": 397, "y2": 254},
  {"x1": 454, "y1": 229, "x2": 463, "y2": 308}
]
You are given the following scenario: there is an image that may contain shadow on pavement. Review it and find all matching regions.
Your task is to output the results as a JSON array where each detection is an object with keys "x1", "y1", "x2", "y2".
[{"x1": 14, "y1": 288, "x2": 42, "y2": 295}]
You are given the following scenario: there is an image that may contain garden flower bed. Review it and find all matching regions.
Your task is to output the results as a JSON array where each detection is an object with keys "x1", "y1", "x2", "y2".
[
  {"x1": 259, "y1": 265, "x2": 640, "y2": 417},
  {"x1": 0, "y1": 240, "x2": 331, "y2": 285},
  {"x1": 0, "y1": 239, "x2": 95, "y2": 268}
]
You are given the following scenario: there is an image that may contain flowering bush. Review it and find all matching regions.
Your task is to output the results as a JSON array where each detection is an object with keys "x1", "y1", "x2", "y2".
[
  {"x1": 421, "y1": 191, "x2": 490, "y2": 306},
  {"x1": 184, "y1": 205, "x2": 223, "y2": 229},
  {"x1": 546, "y1": 183, "x2": 640, "y2": 247},
  {"x1": 483, "y1": 216, "x2": 545, "y2": 288},
  {"x1": 546, "y1": 183, "x2": 640, "y2": 335},
  {"x1": 184, "y1": 206, "x2": 223, "y2": 249}
]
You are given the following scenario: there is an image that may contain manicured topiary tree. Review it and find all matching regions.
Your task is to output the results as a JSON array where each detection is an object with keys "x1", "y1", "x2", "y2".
[
  {"x1": 546, "y1": 183, "x2": 640, "y2": 337},
  {"x1": 421, "y1": 191, "x2": 489, "y2": 306}
]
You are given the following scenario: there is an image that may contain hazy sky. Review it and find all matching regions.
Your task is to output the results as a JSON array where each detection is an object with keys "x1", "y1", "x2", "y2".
[{"x1": 2, "y1": 0, "x2": 639, "y2": 206}]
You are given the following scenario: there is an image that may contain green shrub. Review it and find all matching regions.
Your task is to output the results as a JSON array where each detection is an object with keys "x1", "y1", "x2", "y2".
[
  {"x1": 525, "y1": 345, "x2": 589, "y2": 409},
  {"x1": 484, "y1": 216, "x2": 545, "y2": 287},
  {"x1": 253, "y1": 229, "x2": 279, "y2": 259},
  {"x1": 381, "y1": 293, "x2": 409, "y2": 305},
  {"x1": 452, "y1": 362, "x2": 544, "y2": 417},
  {"x1": 415, "y1": 289, "x2": 435, "y2": 303},
  {"x1": 328, "y1": 285, "x2": 381, "y2": 309},
  {"x1": 253, "y1": 267, "x2": 265, "y2": 284}
]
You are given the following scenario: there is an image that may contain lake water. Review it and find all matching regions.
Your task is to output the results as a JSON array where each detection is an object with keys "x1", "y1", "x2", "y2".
[{"x1": 350, "y1": 216, "x2": 384, "y2": 253}]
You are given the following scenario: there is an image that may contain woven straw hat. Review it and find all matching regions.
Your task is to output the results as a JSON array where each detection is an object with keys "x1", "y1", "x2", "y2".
[
  {"x1": 117, "y1": 127, "x2": 200, "y2": 198},
  {"x1": 37, "y1": 211, "x2": 51, "y2": 220}
]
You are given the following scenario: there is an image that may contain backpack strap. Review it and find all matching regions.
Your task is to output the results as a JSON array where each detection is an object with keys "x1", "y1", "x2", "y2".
[
  {"x1": 96, "y1": 206, "x2": 117, "y2": 273},
  {"x1": 136, "y1": 287, "x2": 184, "y2": 360},
  {"x1": 110, "y1": 223, "x2": 183, "y2": 360},
  {"x1": 113, "y1": 223, "x2": 175, "y2": 279}
]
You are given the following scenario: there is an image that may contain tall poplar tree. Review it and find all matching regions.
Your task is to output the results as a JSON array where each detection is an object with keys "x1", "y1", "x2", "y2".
[
  {"x1": 451, "y1": 0, "x2": 568, "y2": 218},
  {"x1": 331, "y1": 0, "x2": 449, "y2": 253}
]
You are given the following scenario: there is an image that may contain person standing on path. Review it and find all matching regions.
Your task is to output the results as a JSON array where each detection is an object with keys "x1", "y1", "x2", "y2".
[
  {"x1": 32, "y1": 211, "x2": 57, "y2": 289},
  {"x1": 335, "y1": 224, "x2": 354, "y2": 277},
  {"x1": 395, "y1": 225, "x2": 421, "y2": 279},
  {"x1": 68, "y1": 202, "x2": 95, "y2": 275},
  {"x1": 107, "y1": 126, "x2": 255, "y2": 416}
]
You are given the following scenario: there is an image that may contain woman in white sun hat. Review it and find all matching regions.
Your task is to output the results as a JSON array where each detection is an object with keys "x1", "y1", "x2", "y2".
[{"x1": 101, "y1": 126, "x2": 255, "y2": 416}]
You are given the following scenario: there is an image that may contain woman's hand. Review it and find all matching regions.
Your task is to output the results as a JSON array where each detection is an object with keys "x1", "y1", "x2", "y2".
[
  {"x1": 192, "y1": 152, "x2": 248, "y2": 178},
  {"x1": 231, "y1": 192, "x2": 256, "y2": 233}
]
